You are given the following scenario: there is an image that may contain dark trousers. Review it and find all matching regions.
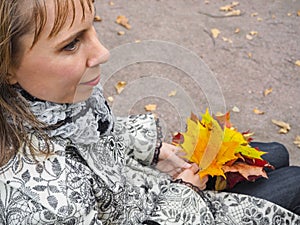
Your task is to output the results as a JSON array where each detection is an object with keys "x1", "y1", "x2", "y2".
[{"x1": 227, "y1": 142, "x2": 300, "y2": 215}]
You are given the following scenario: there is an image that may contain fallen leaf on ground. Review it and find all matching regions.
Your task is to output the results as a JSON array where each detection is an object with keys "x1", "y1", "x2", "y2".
[
  {"x1": 264, "y1": 87, "x2": 273, "y2": 96},
  {"x1": 168, "y1": 90, "x2": 177, "y2": 97},
  {"x1": 94, "y1": 16, "x2": 102, "y2": 22},
  {"x1": 107, "y1": 96, "x2": 114, "y2": 102},
  {"x1": 253, "y1": 108, "x2": 264, "y2": 115},
  {"x1": 246, "y1": 34, "x2": 253, "y2": 40},
  {"x1": 287, "y1": 13, "x2": 292, "y2": 16},
  {"x1": 251, "y1": 12, "x2": 258, "y2": 17},
  {"x1": 247, "y1": 52, "x2": 252, "y2": 58},
  {"x1": 225, "y1": 10, "x2": 241, "y2": 16},
  {"x1": 116, "y1": 15, "x2": 131, "y2": 30},
  {"x1": 117, "y1": 31, "x2": 125, "y2": 36},
  {"x1": 294, "y1": 136, "x2": 300, "y2": 148},
  {"x1": 211, "y1": 28, "x2": 220, "y2": 38},
  {"x1": 219, "y1": 2, "x2": 239, "y2": 11},
  {"x1": 249, "y1": 31, "x2": 258, "y2": 36},
  {"x1": 234, "y1": 28, "x2": 240, "y2": 33},
  {"x1": 298, "y1": 10, "x2": 300, "y2": 16},
  {"x1": 144, "y1": 104, "x2": 157, "y2": 112},
  {"x1": 257, "y1": 17, "x2": 263, "y2": 22},
  {"x1": 295, "y1": 60, "x2": 300, "y2": 67},
  {"x1": 109, "y1": 1, "x2": 115, "y2": 6},
  {"x1": 222, "y1": 37, "x2": 233, "y2": 43},
  {"x1": 232, "y1": 106, "x2": 240, "y2": 113},
  {"x1": 271, "y1": 119, "x2": 291, "y2": 134},
  {"x1": 115, "y1": 81, "x2": 127, "y2": 94}
]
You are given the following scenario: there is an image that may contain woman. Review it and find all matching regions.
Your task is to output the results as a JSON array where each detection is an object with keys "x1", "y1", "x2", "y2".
[{"x1": 0, "y1": 0, "x2": 299, "y2": 224}]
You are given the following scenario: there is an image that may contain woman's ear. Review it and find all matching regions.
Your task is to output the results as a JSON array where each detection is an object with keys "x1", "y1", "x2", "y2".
[{"x1": 7, "y1": 71, "x2": 18, "y2": 85}]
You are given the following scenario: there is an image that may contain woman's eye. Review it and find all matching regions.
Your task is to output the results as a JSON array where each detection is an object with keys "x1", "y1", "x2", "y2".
[{"x1": 63, "y1": 38, "x2": 80, "y2": 51}]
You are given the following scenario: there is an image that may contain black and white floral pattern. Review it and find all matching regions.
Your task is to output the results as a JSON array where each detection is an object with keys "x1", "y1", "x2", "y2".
[{"x1": 0, "y1": 85, "x2": 299, "y2": 224}]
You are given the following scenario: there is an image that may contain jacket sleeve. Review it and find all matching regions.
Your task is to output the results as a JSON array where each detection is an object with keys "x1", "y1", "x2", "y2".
[{"x1": 113, "y1": 113, "x2": 163, "y2": 166}]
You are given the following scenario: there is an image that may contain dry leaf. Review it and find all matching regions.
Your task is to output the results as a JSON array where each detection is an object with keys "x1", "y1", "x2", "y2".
[
  {"x1": 117, "y1": 31, "x2": 125, "y2": 36},
  {"x1": 107, "y1": 96, "x2": 114, "y2": 102},
  {"x1": 232, "y1": 106, "x2": 240, "y2": 113},
  {"x1": 222, "y1": 162, "x2": 268, "y2": 180},
  {"x1": 257, "y1": 17, "x2": 263, "y2": 22},
  {"x1": 294, "y1": 136, "x2": 300, "y2": 148},
  {"x1": 234, "y1": 28, "x2": 240, "y2": 33},
  {"x1": 253, "y1": 108, "x2": 264, "y2": 115},
  {"x1": 115, "y1": 81, "x2": 127, "y2": 94},
  {"x1": 247, "y1": 52, "x2": 252, "y2": 58},
  {"x1": 211, "y1": 28, "x2": 220, "y2": 38},
  {"x1": 220, "y1": 2, "x2": 239, "y2": 11},
  {"x1": 295, "y1": 60, "x2": 300, "y2": 67},
  {"x1": 144, "y1": 104, "x2": 157, "y2": 112},
  {"x1": 271, "y1": 119, "x2": 291, "y2": 134},
  {"x1": 94, "y1": 16, "x2": 102, "y2": 22},
  {"x1": 225, "y1": 10, "x2": 241, "y2": 16},
  {"x1": 287, "y1": 13, "x2": 292, "y2": 16},
  {"x1": 135, "y1": 40, "x2": 141, "y2": 43},
  {"x1": 249, "y1": 31, "x2": 258, "y2": 36},
  {"x1": 116, "y1": 15, "x2": 131, "y2": 30},
  {"x1": 109, "y1": 1, "x2": 115, "y2": 6},
  {"x1": 205, "y1": 0, "x2": 210, "y2": 4},
  {"x1": 264, "y1": 87, "x2": 273, "y2": 96},
  {"x1": 251, "y1": 12, "x2": 258, "y2": 17},
  {"x1": 168, "y1": 90, "x2": 177, "y2": 97},
  {"x1": 246, "y1": 34, "x2": 253, "y2": 40},
  {"x1": 222, "y1": 37, "x2": 233, "y2": 43},
  {"x1": 298, "y1": 10, "x2": 300, "y2": 16}
]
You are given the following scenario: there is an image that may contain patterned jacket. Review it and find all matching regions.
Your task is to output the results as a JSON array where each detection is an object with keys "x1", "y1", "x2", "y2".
[{"x1": 0, "y1": 86, "x2": 299, "y2": 224}]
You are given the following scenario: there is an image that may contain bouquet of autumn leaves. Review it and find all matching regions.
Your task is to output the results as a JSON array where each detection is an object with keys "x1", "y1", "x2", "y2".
[{"x1": 172, "y1": 109, "x2": 274, "y2": 191}]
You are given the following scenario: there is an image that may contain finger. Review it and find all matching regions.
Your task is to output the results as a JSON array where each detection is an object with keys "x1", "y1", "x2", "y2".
[
  {"x1": 190, "y1": 163, "x2": 200, "y2": 174},
  {"x1": 164, "y1": 152, "x2": 191, "y2": 169}
]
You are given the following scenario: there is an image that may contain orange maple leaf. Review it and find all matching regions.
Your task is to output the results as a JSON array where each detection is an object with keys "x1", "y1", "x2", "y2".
[{"x1": 176, "y1": 109, "x2": 271, "y2": 190}]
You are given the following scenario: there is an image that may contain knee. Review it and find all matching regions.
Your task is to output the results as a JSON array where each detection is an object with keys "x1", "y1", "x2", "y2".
[{"x1": 269, "y1": 142, "x2": 289, "y2": 159}]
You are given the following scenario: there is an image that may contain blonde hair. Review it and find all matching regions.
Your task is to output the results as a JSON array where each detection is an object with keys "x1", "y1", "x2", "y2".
[{"x1": 0, "y1": 0, "x2": 94, "y2": 166}]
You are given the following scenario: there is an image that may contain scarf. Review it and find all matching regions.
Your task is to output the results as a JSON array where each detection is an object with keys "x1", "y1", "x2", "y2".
[{"x1": 15, "y1": 85, "x2": 114, "y2": 146}]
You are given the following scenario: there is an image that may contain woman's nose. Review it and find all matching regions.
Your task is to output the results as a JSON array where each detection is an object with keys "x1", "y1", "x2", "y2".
[{"x1": 87, "y1": 28, "x2": 110, "y2": 68}]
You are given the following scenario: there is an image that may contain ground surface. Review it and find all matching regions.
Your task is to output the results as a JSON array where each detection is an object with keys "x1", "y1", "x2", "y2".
[{"x1": 94, "y1": 0, "x2": 300, "y2": 166}]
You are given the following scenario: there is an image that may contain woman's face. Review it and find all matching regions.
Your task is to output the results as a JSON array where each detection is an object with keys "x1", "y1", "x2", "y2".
[{"x1": 9, "y1": 0, "x2": 109, "y2": 103}]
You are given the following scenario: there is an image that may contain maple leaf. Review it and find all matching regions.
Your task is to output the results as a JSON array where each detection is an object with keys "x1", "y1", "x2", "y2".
[
  {"x1": 174, "y1": 109, "x2": 271, "y2": 190},
  {"x1": 222, "y1": 162, "x2": 268, "y2": 180}
]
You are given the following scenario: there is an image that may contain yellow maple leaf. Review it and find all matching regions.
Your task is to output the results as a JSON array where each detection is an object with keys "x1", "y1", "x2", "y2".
[{"x1": 179, "y1": 109, "x2": 267, "y2": 181}]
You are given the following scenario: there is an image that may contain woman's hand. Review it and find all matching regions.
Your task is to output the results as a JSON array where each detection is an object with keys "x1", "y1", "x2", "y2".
[
  {"x1": 174, "y1": 163, "x2": 208, "y2": 190},
  {"x1": 155, "y1": 142, "x2": 191, "y2": 177}
]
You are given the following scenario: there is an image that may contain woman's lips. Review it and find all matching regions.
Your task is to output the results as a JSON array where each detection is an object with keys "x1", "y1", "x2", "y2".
[{"x1": 80, "y1": 75, "x2": 100, "y2": 86}]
